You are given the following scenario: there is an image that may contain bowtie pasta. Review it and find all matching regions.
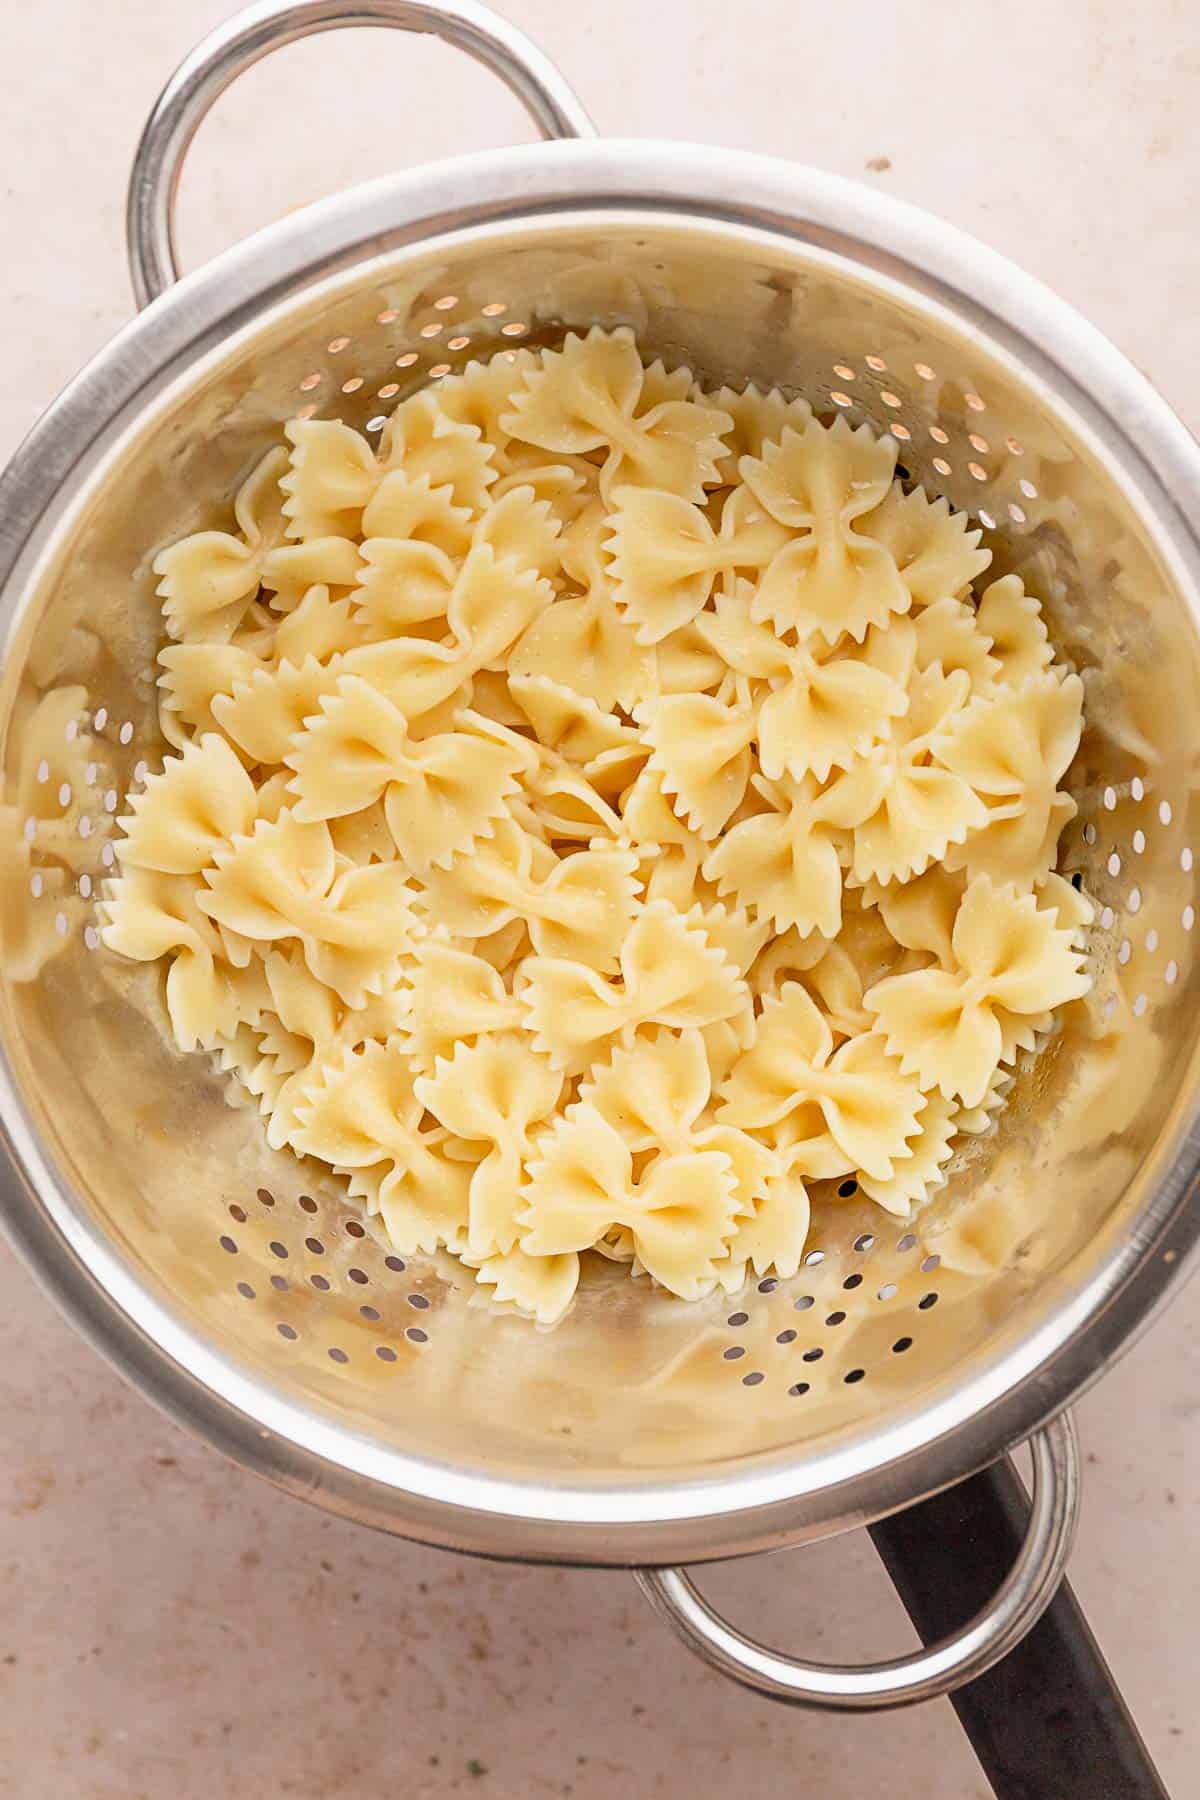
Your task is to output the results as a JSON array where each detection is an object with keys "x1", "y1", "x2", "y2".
[{"x1": 103, "y1": 326, "x2": 1092, "y2": 1324}]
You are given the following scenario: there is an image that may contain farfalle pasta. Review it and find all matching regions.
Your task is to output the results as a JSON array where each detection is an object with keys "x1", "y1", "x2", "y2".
[
  {"x1": 607, "y1": 484, "x2": 791, "y2": 643},
  {"x1": 520, "y1": 898, "x2": 745, "y2": 1072},
  {"x1": 520, "y1": 1104, "x2": 742, "y2": 1300},
  {"x1": 741, "y1": 418, "x2": 911, "y2": 642},
  {"x1": 103, "y1": 327, "x2": 1092, "y2": 1323},
  {"x1": 858, "y1": 481, "x2": 991, "y2": 609},
  {"x1": 864, "y1": 876, "x2": 1090, "y2": 1106},
  {"x1": 499, "y1": 326, "x2": 731, "y2": 504},
  {"x1": 286, "y1": 678, "x2": 535, "y2": 871},
  {"x1": 199, "y1": 813, "x2": 419, "y2": 1005},
  {"x1": 718, "y1": 984, "x2": 927, "y2": 1181},
  {"x1": 938, "y1": 671, "x2": 1084, "y2": 885},
  {"x1": 416, "y1": 1034, "x2": 563, "y2": 1256}
]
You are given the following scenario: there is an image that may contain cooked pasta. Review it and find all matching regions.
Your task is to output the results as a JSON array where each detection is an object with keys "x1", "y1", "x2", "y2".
[{"x1": 103, "y1": 327, "x2": 1092, "y2": 1322}]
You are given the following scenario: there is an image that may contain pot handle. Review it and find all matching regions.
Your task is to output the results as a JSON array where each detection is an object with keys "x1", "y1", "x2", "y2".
[
  {"x1": 635, "y1": 1411, "x2": 1080, "y2": 1712},
  {"x1": 126, "y1": 0, "x2": 596, "y2": 310}
]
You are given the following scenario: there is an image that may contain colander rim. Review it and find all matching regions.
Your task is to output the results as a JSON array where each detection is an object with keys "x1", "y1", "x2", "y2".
[{"x1": 2, "y1": 136, "x2": 1200, "y2": 1565}]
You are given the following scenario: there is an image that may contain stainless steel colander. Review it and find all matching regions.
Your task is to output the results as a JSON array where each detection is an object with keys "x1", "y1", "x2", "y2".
[{"x1": 2, "y1": 0, "x2": 1200, "y2": 1720}]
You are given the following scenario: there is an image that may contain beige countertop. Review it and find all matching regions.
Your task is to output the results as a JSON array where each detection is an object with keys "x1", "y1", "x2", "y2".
[{"x1": 1, "y1": 1, "x2": 1198, "y2": 1794}]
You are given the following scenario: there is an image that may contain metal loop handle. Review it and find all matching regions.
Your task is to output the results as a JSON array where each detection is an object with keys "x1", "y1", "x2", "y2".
[
  {"x1": 126, "y1": 0, "x2": 595, "y2": 309},
  {"x1": 635, "y1": 1412, "x2": 1080, "y2": 1712}
]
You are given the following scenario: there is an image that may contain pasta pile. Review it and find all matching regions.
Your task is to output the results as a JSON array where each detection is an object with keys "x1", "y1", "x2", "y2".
[{"x1": 102, "y1": 327, "x2": 1093, "y2": 1323}]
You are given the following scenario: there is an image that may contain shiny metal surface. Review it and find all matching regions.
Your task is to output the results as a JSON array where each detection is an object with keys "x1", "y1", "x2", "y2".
[
  {"x1": 126, "y1": 0, "x2": 596, "y2": 307},
  {"x1": 1, "y1": 0, "x2": 1199, "y2": 1619},
  {"x1": 636, "y1": 1414, "x2": 1080, "y2": 1708}
]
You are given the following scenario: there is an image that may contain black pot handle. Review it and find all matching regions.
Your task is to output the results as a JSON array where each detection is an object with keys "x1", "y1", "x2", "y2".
[{"x1": 869, "y1": 1455, "x2": 1170, "y2": 1799}]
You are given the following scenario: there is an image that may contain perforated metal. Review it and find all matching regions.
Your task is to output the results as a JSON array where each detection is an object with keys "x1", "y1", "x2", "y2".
[{"x1": 2, "y1": 201, "x2": 1198, "y2": 1558}]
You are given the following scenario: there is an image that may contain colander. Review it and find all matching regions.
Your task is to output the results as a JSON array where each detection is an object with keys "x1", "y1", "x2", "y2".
[{"x1": 2, "y1": 0, "x2": 1199, "y2": 1753}]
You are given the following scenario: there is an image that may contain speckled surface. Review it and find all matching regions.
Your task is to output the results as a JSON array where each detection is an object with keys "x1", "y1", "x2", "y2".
[{"x1": 1, "y1": 2, "x2": 1199, "y2": 1794}]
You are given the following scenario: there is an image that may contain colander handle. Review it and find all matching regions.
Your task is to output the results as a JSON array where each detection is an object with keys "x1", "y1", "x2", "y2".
[
  {"x1": 125, "y1": 0, "x2": 596, "y2": 309},
  {"x1": 635, "y1": 1410, "x2": 1080, "y2": 1711}
]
